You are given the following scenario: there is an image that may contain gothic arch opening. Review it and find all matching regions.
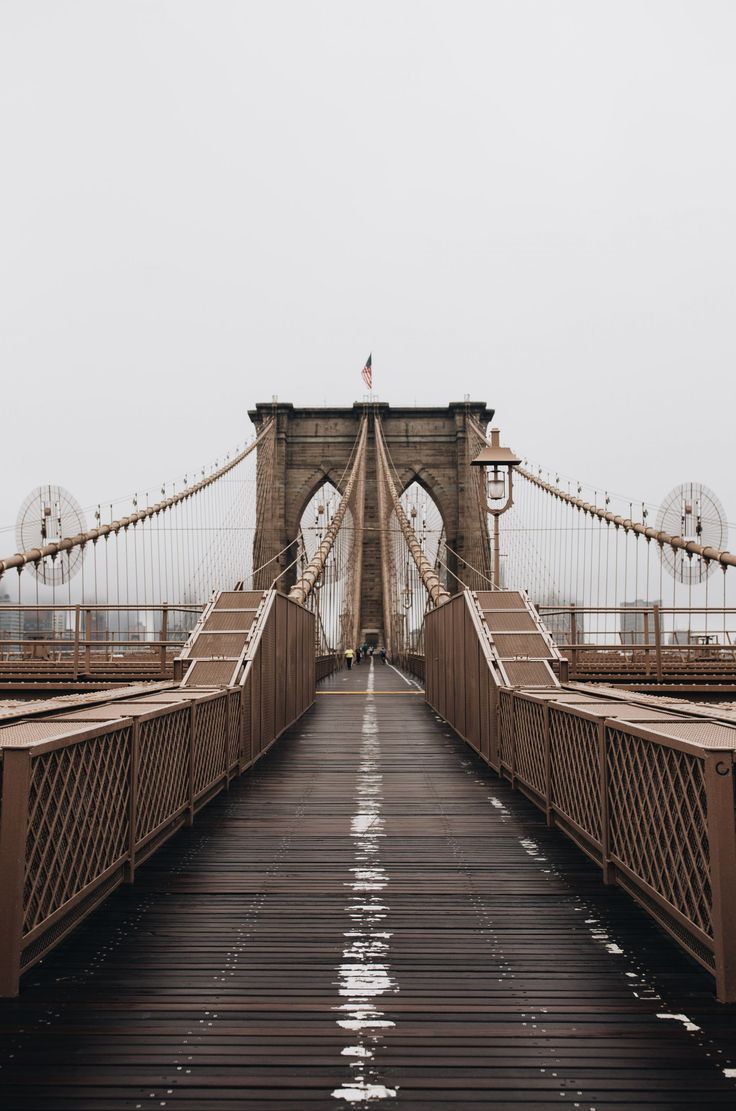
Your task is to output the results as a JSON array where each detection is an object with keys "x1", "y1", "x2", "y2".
[
  {"x1": 389, "y1": 481, "x2": 447, "y2": 651},
  {"x1": 298, "y1": 480, "x2": 356, "y2": 652}
]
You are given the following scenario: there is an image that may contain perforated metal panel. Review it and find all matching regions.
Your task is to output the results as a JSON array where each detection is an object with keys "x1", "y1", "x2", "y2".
[
  {"x1": 54, "y1": 707, "x2": 141, "y2": 720},
  {"x1": 189, "y1": 632, "x2": 249, "y2": 658},
  {"x1": 558, "y1": 702, "x2": 680, "y2": 722},
  {"x1": 213, "y1": 591, "x2": 263, "y2": 609},
  {"x1": 602, "y1": 708, "x2": 681, "y2": 722},
  {"x1": 203, "y1": 610, "x2": 258, "y2": 632},
  {"x1": 477, "y1": 590, "x2": 527, "y2": 610},
  {"x1": 0, "y1": 721, "x2": 87, "y2": 747},
  {"x1": 182, "y1": 660, "x2": 238, "y2": 687},
  {"x1": 484, "y1": 610, "x2": 538, "y2": 632},
  {"x1": 493, "y1": 632, "x2": 554, "y2": 659},
  {"x1": 639, "y1": 720, "x2": 736, "y2": 750},
  {"x1": 503, "y1": 660, "x2": 557, "y2": 687}
]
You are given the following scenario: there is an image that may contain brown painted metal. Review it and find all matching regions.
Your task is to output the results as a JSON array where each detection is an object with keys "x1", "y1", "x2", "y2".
[
  {"x1": 0, "y1": 588, "x2": 317, "y2": 997},
  {"x1": 422, "y1": 592, "x2": 736, "y2": 1001},
  {"x1": 3, "y1": 659, "x2": 736, "y2": 1107},
  {"x1": 0, "y1": 603, "x2": 203, "y2": 689},
  {"x1": 538, "y1": 603, "x2": 736, "y2": 687},
  {"x1": 0, "y1": 748, "x2": 30, "y2": 995}
]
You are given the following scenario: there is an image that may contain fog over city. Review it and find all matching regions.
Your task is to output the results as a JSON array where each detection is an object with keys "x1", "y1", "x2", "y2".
[{"x1": 2, "y1": 2, "x2": 735, "y2": 539}]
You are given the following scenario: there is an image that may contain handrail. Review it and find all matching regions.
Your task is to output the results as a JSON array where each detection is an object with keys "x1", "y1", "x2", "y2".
[
  {"x1": 0, "y1": 420, "x2": 274, "y2": 578},
  {"x1": 423, "y1": 585, "x2": 736, "y2": 1002}
]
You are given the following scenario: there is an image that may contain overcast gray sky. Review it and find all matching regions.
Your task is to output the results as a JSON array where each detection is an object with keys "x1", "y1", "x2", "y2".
[{"x1": 2, "y1": 1, "x2": 735, "y2": 541}]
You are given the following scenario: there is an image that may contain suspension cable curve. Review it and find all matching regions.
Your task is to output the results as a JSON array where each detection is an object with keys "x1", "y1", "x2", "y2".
[
  {"x1": 467, "y1": 415, "x2": 736, "y2": 573},
  {"x1": 0, "y1": 420, "x2": 275, "y2": 579},
  {"x1": 288, "y1": 417, "x2": 368, "y2": 606},
  {"x1": 374, "y1": 415, "x2": 450, "y2": 607}
]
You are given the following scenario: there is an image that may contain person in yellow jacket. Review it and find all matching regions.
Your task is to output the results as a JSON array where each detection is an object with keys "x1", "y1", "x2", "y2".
[{"x1": 344, "y1": 647, "x2": 355, "y2": 670}]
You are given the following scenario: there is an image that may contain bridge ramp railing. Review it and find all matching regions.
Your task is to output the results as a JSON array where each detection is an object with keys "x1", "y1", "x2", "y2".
[
  {"x1": 423, "y1": 589, "x2": 736, "y2": 1002},
  {"x1": 0, "y1": 588, "x2": 317, "y2": 996}
]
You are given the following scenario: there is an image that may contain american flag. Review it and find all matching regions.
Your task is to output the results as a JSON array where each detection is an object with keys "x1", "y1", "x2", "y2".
[{"x1": 361, "y1": 353, "x2": 372, "y2": 390}]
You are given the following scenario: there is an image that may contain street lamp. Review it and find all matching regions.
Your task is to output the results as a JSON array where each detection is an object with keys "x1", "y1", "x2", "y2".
[{"x1": 471, "y1": 427, "x2": 521, "y2": 588}]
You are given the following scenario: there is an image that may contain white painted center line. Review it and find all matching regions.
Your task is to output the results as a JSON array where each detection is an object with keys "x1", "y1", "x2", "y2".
[{"x1": 332, "y1": 659, "x2": 398, "y2": 1103}]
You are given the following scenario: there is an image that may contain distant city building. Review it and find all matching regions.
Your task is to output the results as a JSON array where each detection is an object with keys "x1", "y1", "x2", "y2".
[
  {"x1": 0, "y1": 591, "x2": 22, "y2": 649},
  {"x1": 620, "y1": 599, "x2": 661, "y2": 645},
  {"x1": 86, "y1": 609, "x2": 109, "y2": 642},
  {"x1": 22, "y1": 608, "x2": 54, "y2": 640},
  {"x1": 536, "y1": 597, "x2": 584, "y2": 648}
]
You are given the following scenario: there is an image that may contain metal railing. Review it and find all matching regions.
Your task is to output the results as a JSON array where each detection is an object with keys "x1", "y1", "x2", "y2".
[
  {"x1": 316, "y1": 653, "x2": 342, "y2": 681},
  {"x1": 422, "y1": 591, "x2": 736, "y2": 1001},
  {"x1": 497, "y1": 690, "x2": 736, "y2": 999},
  {"x1": 0, "y1": 588, "x2": 316, "y2": 996},
  {"x1": 0, "y1": 604, "x2": 202, "y2": 680},
  {"x1": 402, "y1": 652, "x2": 425, "y2": 683},
  {"x1": 0, "y1": 688, "x2": 238, "y2": 995},
  {"x1": 538, "y1": 604, "x2": 736, "y2": 683},
  {"x1": 237, "y1": 591, "x2": 316, "y2": 767}
]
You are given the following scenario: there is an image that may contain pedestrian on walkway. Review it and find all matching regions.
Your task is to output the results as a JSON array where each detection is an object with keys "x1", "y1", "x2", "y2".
[
  {"x1": 355, "y1": 647, "x2": 362, "y2": 664},
  {"x1": 380, "y1": 647, "x2": 387, "y2": 664},
  {"x1": 345, "y1": 647, "x2": 354, "y2": 670}
]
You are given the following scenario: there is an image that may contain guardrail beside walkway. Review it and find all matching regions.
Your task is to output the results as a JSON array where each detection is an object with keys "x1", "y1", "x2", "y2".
[
  {"x1": 0, "y1": 589, "x2": 318, "y2": 996},
  {"x1": 421, "y1": 588, "x2": 736, "y2": 1002}
]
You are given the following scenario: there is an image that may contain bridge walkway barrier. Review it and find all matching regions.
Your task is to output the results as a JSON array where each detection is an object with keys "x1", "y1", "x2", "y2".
[
  {"x1": 0, "y1": 659, "x2": 735, "y2": 1106},
  {"x1": 420, "y1": 589, "x2": 736, "y2": 1002},
  {"x1": 0, "y1": 588, "x2": 324, "y2": 997}
]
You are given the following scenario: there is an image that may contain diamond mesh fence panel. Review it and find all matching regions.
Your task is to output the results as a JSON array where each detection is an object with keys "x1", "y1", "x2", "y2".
[
  {"x1": 550, "y1": 708, "x2": 601, "y2": 843},
  {"x1": 498, "y1": 690, "x2": 514, "y2": 769},
  {"x1": 137, "y1": 708, "x2": 190, "y2": 842},
  {"x1": 24, "y1": 727, "x2": 132, "y2": 934},
  {"x1": 227, "y1": 690, "x2": 241, "y2": 770},
  {"x1": 193, "y1": 695, "x2": 228, "y2": 796},
  {"x1": 607, "y1": 726, "x2": 712, "y2": 937},
  {"x1": 513, "y1": 698, "x2": 546, "y2": 795}
]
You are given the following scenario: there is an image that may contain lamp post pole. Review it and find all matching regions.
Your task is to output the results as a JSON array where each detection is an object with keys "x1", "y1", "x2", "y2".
[
  {"x1": 471, "y1": 427, "x2": 521, "y2": 591},
  {"x1": 493, "y1": 513, "x2": 501, "y2": 588}
]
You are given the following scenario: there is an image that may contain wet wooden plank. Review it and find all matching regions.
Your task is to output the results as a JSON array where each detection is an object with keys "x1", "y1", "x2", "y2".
[{"x1": 1, "y1": 659, "x2": 735, "y2": 1107}]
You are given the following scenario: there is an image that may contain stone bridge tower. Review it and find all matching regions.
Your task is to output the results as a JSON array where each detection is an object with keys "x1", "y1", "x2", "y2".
[{"x1": 248, "y1": 401, "x2": 493, "y2": 639}]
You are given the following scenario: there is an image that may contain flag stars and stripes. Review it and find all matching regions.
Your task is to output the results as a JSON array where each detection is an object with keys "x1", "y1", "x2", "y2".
[{"x1": 361, "y1": 354, "x2": 373, "y2": 391}]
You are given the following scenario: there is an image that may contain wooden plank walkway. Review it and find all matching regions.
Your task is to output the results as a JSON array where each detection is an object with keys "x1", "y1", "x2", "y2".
[{"x1": 1, "y1": 659, "x2": 736, "y2": 1108}]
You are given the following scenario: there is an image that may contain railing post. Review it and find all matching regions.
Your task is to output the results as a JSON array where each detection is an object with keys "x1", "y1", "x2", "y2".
[
  {"x1": 73, "y1": 605, "x2": 81, "y2": 680},
  {"x1": 543, "y1": 703, "x2": 552, "y2": 826},
  {"x1": 125, "y1": 719, "x2": 140, "y2": 884},
  {"x1": 0, "y1": 749, "x2": 31, "y2": 996},
  {"x1": 160, "y1": 605, "x2": 168, "y2": 673},
  {"x1": 510, "y1": 693, "x2": 517, "y2": 789},
  {"x1": 187, "y1": 702, "x2": 196, "y2": 826},
  {"x1": 84, "y1": 608, "x2": 92, "y2": 673},
  {"x1": 704, "y1": 751, "x2": 736, "y2": 1002},
  {"x1": 569, "y1": 605, "x2": 578, "y2": 676},
  {"x1": 653, "y1": 603, "x2": 663, "y2": 682},
  {"x1": 599, "y1": 721, "x2": 614, "y2": 884},
  {"x1": 488, "y1": 684, "x2": 499, "y2": 771},
  {"x1": 223, "y1": 693, "x2": 231, "y2": 790},
  {"x1": 643, "y1": 611, "x2": 651, "y2": 677}
]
